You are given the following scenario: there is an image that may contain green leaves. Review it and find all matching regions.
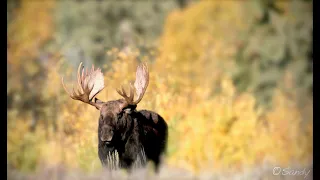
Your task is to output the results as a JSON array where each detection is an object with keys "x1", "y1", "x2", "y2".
[
  {"x1": 234, "y1": 0, "x2": 312, "y2": 105},
  {"x1": 54, "y1": 1, "x2": 179, "y2": 66}
]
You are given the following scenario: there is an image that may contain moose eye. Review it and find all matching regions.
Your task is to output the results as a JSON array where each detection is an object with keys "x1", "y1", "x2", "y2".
[{"x1": 100, "y1": 115, "x2": 103, "y2": 120}]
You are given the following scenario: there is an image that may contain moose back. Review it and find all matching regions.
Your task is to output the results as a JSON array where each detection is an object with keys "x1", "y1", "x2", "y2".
[{"x1": 61, "y1": 62, "x2": 168, "y2": 172}]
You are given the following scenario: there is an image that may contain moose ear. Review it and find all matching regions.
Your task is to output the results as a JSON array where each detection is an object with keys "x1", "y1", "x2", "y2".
[
  {"x1": 94, "y1": 98, "x2": 105, "y2": 110},
  {"x1": 122, "y1": 104, "x2": 137, "y2": 114}
]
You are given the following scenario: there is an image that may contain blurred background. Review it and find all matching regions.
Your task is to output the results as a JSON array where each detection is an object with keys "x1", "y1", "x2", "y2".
[{"x1": 7, "y1": 0, "x2": 313, "y2": 179}]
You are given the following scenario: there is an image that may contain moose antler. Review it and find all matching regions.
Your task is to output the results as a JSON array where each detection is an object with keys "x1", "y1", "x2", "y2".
[
  {"x1": 61, "y1": 62, "x2": 105, "y2": 110},
  {"x1": 116, "y1": 62, "x2": 149, "y2": 106}
]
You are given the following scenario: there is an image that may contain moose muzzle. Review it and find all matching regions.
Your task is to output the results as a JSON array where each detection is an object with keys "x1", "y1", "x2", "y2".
[{"x1": 100, "y1": 125, "x2": 114, "y2": 144}]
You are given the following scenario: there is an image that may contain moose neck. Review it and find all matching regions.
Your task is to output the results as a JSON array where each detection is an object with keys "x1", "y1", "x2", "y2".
[{"x1": 119, "y1": 113, "x2": 136, "y2": 143}]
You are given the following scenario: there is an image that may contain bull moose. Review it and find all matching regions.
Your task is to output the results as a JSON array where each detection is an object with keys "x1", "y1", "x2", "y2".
[{"x1": 61, "y1": 62, "x2": 168, "y2": 172}]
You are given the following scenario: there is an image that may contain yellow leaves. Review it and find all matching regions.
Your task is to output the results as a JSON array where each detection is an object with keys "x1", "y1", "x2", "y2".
[
  {"x1": 275, "y1": 1, "x2": 290, "y2": 14},
  {"x1": 221, "y1": 77, "x2": 236, "y2": 97},
  {"x1": 165, "y1": 69, "x2": 312, "y2": 172},
  {"x1": 8, "y1": 0, "x2": 55, "y2": 115},
  {"x1": 149, "y1": 0, "x2": 314, "y2": 169},
  {"x1": 8, "y1": 0, "x2": 54, "y2": 64},
  {"x1": 259, "y1": 89, "x2": 312, "y2": 166},
  {"x1": 7, "y1": 114, "x2": 49, "y2": 171},
  {"x1": 39, "y1": 141, "x2": 64, "y2": 166},
  {"x1": 24, "y1": 60, "x2": 40, "y2": 76},
  {"x1": 7, "y1": 0, "x2": 313, "y2": 174},
  {"x1": 7, "y1": 116, "x2": 29, "y2": 154}
]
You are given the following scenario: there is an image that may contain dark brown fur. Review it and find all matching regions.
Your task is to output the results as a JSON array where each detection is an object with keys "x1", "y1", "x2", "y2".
[{"x1": 97, "y1": 99, "x2": 168, "y2": 172}]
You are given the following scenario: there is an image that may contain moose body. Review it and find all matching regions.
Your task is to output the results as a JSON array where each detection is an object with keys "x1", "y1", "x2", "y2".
[
  {"x1": 98, "y1": 102, "x2": 168, "y2": 171},
  {"x1": 62, "y1": 62, "x2": 168, "y2": 172}
]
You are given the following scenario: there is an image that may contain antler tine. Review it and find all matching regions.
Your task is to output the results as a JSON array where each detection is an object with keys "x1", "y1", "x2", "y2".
[
  {"x1": 116, "y1": 84, "x2": 135, "y2": 104},
  {"x1": 77, "y1": 62, "x2": 84, "y2": 94},
  {"x1": 116, "y1": 88, "x2": 124, "y2": 97},
  {"x1": 61, "y1": 62, "x2": 105, "y2": 110},
  {"x1": 128, "y1": 83, "x2": 135, "y2": 102},
  {"x1": 116, "y1": 62, "x2": 149, "y2": 106},
  {"x1": 120, "y1": 86, "x2": 127, "y2": 98},
  {"x1": 81, "y1": 66, "x2": 84, "y2": 84},
  {"x1": 71, "y1": 86, "x2": 79, "y2": 99},
  {"x1": 61, "y1": 76, "x2": 75, "y2": 99},
  {"x1": 121, "y1": 86, "x2": 129, "y2": 99},
  {"x1": 133, "y1": 62, "x2": 149, "y2": 104}
]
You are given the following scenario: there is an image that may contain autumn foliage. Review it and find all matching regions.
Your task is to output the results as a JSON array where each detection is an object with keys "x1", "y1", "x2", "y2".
[{"x1": 8, "y1": 0, "x2": 312, "y2": 175}]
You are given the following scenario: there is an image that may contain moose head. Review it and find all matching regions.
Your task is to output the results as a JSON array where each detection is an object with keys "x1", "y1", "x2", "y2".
[{"x1": 61, "y1": 62, "x2": 149, "y2": 144}]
